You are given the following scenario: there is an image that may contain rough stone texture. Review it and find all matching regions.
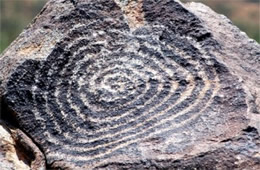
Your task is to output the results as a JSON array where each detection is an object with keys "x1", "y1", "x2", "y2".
[
  {"x1": 185, "y1": 2, "x2": 260, "y2": 131},
  {"x1": 0, "y1": 0, "x2": 259, "y2": 169},
  {"x1": 0, "y1": 122, "x2": 29, "y2": 170},
  {"x1": 0, "y1": 121, "x2": 45, "y2": 170}
]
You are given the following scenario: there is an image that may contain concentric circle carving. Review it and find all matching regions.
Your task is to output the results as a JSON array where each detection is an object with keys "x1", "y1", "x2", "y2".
[{"x1": 4, "y1": 0, "x2": 248, "y2": 167}]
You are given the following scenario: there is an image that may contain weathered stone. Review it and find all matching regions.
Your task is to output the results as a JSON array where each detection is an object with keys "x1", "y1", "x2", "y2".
[
  {"x1": 0, "y1": 121, "x2": 45, "y2": 170},
  {"x1": 0, "y1": 0, "x2": 259, "y2": 169}
]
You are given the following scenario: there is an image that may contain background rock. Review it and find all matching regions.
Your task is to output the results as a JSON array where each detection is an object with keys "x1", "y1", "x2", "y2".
[
  {"x1": 0, "y1": 121, "x2": 45, "y2": 170},
  {"x1": 0, "y1": 122, "x2": 29, "y2": 170},
  {"x1": 0, "y1": 0, "x2": 259, "y2": 169}
]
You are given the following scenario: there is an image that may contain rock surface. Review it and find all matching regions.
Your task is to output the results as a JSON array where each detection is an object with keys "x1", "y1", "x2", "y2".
[
  {"x1": 0, "y1": 0, "x2": 259, "y2": 169},
  {"x1": 0, "y1": 121, "x2": 45, "y2": 170},
  {"x1": 0, "y1": 122, "x2": 30, "y2": 170}
]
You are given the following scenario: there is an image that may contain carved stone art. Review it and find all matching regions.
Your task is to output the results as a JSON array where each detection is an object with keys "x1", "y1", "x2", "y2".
[{"x1": 0, "y1": 0, "x2": 259, "y2": 169}]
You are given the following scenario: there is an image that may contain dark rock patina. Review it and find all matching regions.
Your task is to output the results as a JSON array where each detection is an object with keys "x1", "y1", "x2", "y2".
[{"x1": 0, "y1": 0, "x2": 259, "y2": 169}]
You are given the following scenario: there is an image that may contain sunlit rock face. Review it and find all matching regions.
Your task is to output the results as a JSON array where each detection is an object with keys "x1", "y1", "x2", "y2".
[
  {"x1": 0, "y1": 0, "x2": 259, "y2": 169},
  {"x1": 0, "y1": 122, "x2": 45, "y2": 170}
]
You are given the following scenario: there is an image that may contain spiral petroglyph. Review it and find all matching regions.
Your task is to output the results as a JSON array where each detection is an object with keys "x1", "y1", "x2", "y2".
[{"x1": 2, "y1": 0, "x2": 255, "y2": 169}]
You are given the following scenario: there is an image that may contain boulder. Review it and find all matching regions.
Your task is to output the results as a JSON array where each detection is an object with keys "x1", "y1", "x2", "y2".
[{"x1": 0, "y1": 0, "x2": 259, "y2": 169}]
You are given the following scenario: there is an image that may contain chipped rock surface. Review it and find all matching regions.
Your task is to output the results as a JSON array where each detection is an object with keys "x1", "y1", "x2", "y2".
[
  {"x1": 0, "y1": 121, "x2": 45, "y2": 170},
  {"x1": 0, "y1": 0, "x2": 259, "y2": 169},
  {"x1": 0, "y1": 122, "x2": 29, "y2": 170}
]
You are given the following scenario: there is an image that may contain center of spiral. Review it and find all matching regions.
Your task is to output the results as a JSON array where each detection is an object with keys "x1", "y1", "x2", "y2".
[
  {"x1": 83, "y1": 65, "x2": 144, "y2": 112},
  {"x1": 98, "y1": 74, "x2": 136, "y2": 101}
]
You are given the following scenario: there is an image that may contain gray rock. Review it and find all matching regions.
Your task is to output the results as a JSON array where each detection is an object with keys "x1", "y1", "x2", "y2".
[{"x1": 0, "y1": 0, "x2": 259, "y2": 169}]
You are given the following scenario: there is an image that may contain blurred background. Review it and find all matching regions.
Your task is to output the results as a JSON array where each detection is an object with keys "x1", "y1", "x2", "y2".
[{"x1": 0, "y1": 0, "x2": 259, "y2": 53}]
